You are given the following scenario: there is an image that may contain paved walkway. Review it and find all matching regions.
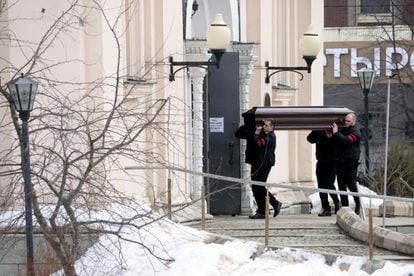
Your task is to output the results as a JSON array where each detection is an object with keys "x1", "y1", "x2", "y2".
[{"x1": 186, "y1": 213, "x2": 414, "y2": 264}]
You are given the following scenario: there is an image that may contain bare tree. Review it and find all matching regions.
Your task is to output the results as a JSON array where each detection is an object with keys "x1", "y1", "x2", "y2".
[
  {"x1": 324, "y1": 0, "x2": 414, "y2": 192},
  {"x1": 0, "y1": 1, "x2": 195, "y2": 274}
]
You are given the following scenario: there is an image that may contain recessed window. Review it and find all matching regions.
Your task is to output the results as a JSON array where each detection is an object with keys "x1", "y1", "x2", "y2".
[
  {"x1": 361, "y1": 0, "x2": 390, "y2": 14},
  {"x1": 357, "y1": 0, "x2": 392, "y2": 24}
]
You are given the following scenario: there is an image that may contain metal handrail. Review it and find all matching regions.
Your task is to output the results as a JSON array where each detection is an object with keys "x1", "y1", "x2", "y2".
[{"x1": 125, "y1": 164, "x2": 414, "y2": 204}]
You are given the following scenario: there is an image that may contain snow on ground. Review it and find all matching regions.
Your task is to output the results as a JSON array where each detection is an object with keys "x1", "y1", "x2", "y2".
[
  {"x1": 53, "y1": 202, "x2": 414, "y2": 276},
  {"x1": 309, "y1": 183, "x2": 383, "y2": 214}
]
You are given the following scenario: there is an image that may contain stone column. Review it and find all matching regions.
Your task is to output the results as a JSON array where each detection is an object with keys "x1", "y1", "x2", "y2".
[
  {"x1": 185, "y1": 40, "x2": 210, "y2": 200},
  {"x1": 232, "y1": 43, "x2": 258, "y2": 215},
  {"x1": 188, "y1": 67, "x2": 207, "y2": 200}
]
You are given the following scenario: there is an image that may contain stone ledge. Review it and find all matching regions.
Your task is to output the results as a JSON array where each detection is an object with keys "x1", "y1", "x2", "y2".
[
  {"x1": 336, "y1": 207, "x2": 414, "y2": 256},
  {"x1": 379, "y1": 200, "x2": 414, "y2": 217}
]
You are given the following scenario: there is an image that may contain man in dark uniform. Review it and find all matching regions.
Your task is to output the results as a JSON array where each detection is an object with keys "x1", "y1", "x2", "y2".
[
  {"x1": 235, "y1": 120, "x2": 282, "y2": 219},
  {"x1": 332, "y1": 113, "x2": 362, "y2": 215},
  {"x1": 307, "y1": 130, "x2": 341, "y2": 216}
]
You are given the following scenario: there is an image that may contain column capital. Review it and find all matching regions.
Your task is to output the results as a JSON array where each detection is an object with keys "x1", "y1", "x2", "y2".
[
  {"x1": 231, "y1": 42, "x2": 258, "y2": 81},
  {"x1": 231, "y1": 42, "x2": 258, "y2": 65},
  {"x1": 185, "y1": 40, "x2": 211, "y2": 61},
  {"x1": 188, "y1": 67, "x2": 207, "y2": 82}
]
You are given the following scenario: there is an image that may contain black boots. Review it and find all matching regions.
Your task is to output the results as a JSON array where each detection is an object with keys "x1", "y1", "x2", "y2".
[
  {"x1": 334, "y1": 203, "x2": 342, "y2": 214},
  {"x1": 249, "y1": 201, "x2": 282, "y2": 219},
  {"x1": 248, "y1": 213, "x2": 265, "y2": 219},
  {"x1": 319, "y1": 202, "x2": 342, "y2": 217},
  {"x1": 272, "y1": 201, "x2": 282, "y2": 217},
  {"x1": 318, "y1": 209, "x2": 331, "y2": 216},
  {"x1": 355, "y1": 204, "x2": 361, "y2": 215}
]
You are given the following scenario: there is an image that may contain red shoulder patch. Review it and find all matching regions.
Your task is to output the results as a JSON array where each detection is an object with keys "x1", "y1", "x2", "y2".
[
  {"x1": 257, "y1": 138, "x2": 266, "y2": 147},
  {"x1": 347, "y1": 134, "x2": 357, "y2": 143}
]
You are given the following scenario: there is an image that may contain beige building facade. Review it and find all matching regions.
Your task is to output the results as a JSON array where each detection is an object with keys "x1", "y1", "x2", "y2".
[{"x1": 0, "y1": 0, "x2": 324, "y2": 214}]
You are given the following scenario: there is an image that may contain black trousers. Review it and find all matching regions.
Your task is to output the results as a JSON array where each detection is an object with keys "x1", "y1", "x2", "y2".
[
  {"x1": 251, "y1": 164, "x2": 278, "y2": 215},
  {"x1": 336, "y1": 159, "x2": 360, "y2": 208},
  {"x1": 316, "y1": 160, "x2": 340, "y2": 211}
]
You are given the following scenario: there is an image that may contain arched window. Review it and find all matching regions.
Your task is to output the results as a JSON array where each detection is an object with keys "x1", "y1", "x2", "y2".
[
  {"x1": 185, "y1": 0, "x2": 240, "y2": 41},
  {"x1": 264, "y1": 93, "x2": 271, "y2": 107}
]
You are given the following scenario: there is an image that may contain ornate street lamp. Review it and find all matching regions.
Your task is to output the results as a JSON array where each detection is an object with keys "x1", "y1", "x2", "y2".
[
  {"x1": 357, "y1": 67, "x2": 376, "y2": 175},
  {"x1": 265, "y1": 25, "x2": 321, "y2": 83},
  {"x1": 169, "y1": 13, "x2": 231, "y2": 81},
  {"x1": 7, "y1": 73, "x2": 38, "y2": 276}
]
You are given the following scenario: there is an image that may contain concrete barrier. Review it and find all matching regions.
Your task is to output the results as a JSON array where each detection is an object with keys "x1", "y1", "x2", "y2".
[
  {"x1": 336, "y1": 207, "x2": 414, "y2": 256},
  {"x1": 379, "y1": 200, "x2": 414, "y2": 217}
]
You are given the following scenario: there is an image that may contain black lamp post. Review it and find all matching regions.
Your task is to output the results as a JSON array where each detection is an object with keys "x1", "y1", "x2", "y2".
[
  {"x1": 265, "y1": 25, "x2": 321, "y2": 83},
  {"x1": 7, "y1": 73, "x2": 38, "y2": 276},
  {"x1": 357, "y1": 67, "x2": 376, "y2": 175},
  {"x1": 169, "y1": 13, "x2": 231, "y2": 81}
]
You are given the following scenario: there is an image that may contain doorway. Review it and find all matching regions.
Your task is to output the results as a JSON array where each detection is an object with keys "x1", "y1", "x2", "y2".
[{"x1": 204, "y1": 52, "x2": 241, "y2": 215}]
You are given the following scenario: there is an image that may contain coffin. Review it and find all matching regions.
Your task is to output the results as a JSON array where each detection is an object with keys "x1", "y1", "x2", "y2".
[{"x1": 242, "y1": 106, "x2": 354, "y2": 130}]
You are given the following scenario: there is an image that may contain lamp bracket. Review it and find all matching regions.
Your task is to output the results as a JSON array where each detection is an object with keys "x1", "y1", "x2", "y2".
[
  {"x1": 169, "y1": 56, "x2": 217, "y2": 81},
  {"x1": 264, "y1": 57, "x2": 316, "y2": 84},
  {"x1": 265, "y1": 67, "x2": 306, "y2": 83}
]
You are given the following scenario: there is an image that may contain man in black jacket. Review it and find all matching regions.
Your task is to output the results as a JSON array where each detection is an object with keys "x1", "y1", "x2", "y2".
[
  {"x1": 307, "y1": 130, "x2": 341, "y2": 216},
  {"x1": 235, "y1": 120, "x2": 282, "y2": 219},
  {"x1": 332, "y1": 113, "x2": 362, "y2": 215}
]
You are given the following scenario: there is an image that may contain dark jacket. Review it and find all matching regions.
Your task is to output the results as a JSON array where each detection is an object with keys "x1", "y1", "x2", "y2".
[
  {"x1": 254, "y1": 131, "x2": 276, "y2": 167},
  {"x1": 235, "y1": 125, "x2": 257, "y2": 165},
  {"x1": 307, "y1": 130, "x2": 335, "y2": 161},
  {"x1": 334, "y1": 125, "x2": 361, "y2": 160},
  {"x1": 235, "y1": 126, "x2": 276, "y2": 167}
]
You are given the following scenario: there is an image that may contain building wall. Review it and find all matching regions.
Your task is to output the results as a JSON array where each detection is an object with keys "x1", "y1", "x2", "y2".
[
  {"x1": 242, "y1": 0, "x2": 324, "y2": 186},
  {"x1": 325, "y1": 0, "x2": 349, "y2": 27},
  {"x1": 323, "y1": 26, "x2": 414, "y2": 173},
  {"x1": 0, "y1": 0, "x2": 324, "y2": 211},
  {"x1": 325, "y1": 0, "x2": 414, "y2": 28}
]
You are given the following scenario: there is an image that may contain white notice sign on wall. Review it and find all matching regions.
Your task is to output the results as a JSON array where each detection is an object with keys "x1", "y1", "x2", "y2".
[{"x1": 210, "y1": 117, "x2": 224, "y2": 133}]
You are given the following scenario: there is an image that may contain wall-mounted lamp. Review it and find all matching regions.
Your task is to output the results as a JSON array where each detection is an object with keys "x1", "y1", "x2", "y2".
[
  {"x1": 264, "y1": 25, "x2": 321, "y2": 83},
  {"x1": 169, "y1": 13, "x2": 231, "y2": 81}
]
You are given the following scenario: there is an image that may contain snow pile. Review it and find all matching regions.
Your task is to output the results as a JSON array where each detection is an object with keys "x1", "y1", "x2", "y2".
[{"x1": 51, "y1": 204, "x2": 414, "y2": 275}]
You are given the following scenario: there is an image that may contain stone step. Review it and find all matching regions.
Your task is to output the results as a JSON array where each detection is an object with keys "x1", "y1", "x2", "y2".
[{"x1": 188, "y1": 213, "x2": 414, "y2": 264}]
